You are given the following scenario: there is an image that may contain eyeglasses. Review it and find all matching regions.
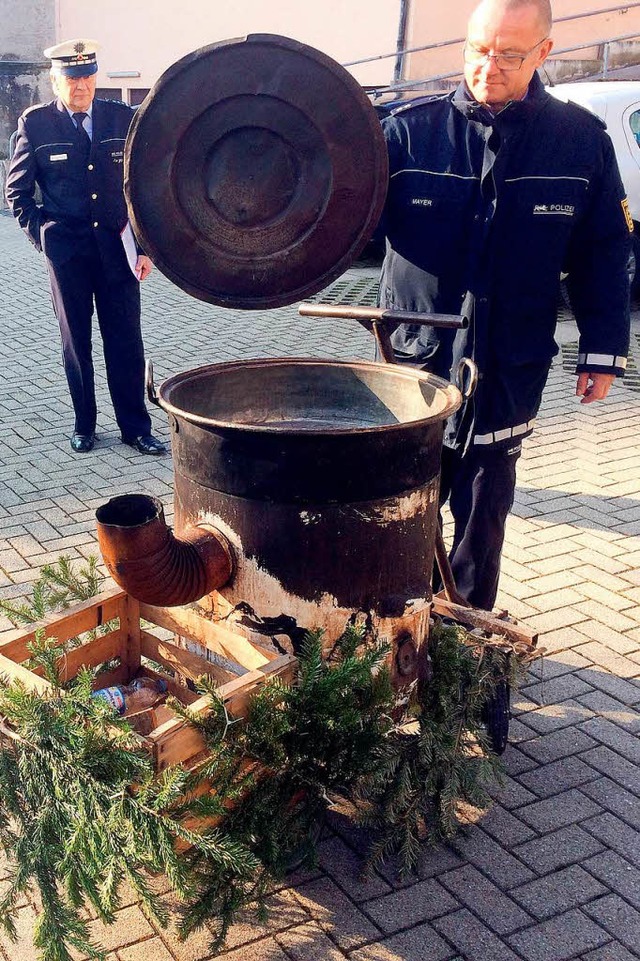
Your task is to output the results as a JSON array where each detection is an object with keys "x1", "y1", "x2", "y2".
[{"x1": 464, "y1": 37, "x2": 548, "y2": 71}]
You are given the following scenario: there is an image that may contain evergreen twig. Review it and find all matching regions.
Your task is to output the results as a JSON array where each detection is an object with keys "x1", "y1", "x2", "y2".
[
  {"x1": 0, "y1": 560, "x2": 533, "y2": 959},
  {"x1": 0, "y1": 636, "x2": 259, "y2": 961},
  {"x1": 0, "y1": 556, "x2": 113, "y2": 646},
  {"x1": 354, "y1": 619, "x2": 507, "y2": 877}
]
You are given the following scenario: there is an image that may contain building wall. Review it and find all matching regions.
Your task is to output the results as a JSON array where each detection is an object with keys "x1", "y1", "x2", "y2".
[
  {"x1": 0, "y1": 0, "x2": 56, "y2": 154},
  {"x1": 403, "y1": 1, "x2": 640, "y2": 87},
  {"x1": 1, "y1": 0, "x2": 55, "y2": 61},
  {"x1": 55, "y1": 0, "x2": 403, "y2": 103}
]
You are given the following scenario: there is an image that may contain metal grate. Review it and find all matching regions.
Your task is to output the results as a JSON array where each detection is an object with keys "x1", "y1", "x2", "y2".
[
  {"x1": 311, "y1": 275, "x2": 380, "y2": 307},
  {"x1": 315, "y1": 284, "x2": 575, "y2": 315}
]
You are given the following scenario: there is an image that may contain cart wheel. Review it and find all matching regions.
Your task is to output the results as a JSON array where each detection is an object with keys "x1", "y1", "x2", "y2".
[{"x1": 483, "y1": 678, "x2": 511, "y2": 755}]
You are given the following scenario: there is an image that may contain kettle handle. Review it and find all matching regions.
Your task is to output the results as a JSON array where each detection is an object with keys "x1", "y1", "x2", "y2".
[
  {"x1": 456, "y1": 358, "x2": 478, "y2": 400},
  {"x1": 145, "y1": 359, "x2": 161, "y2": 407}
]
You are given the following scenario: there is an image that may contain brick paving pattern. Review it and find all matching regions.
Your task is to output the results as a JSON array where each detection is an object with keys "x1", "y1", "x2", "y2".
[{"x1": 1, "y1": 208, "x2": 640, "y2": 959}]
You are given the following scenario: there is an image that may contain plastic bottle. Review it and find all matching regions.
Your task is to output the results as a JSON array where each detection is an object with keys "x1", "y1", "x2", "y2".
[{"x1": 91, "y1": 677, "x2": 168, "y2": 716}]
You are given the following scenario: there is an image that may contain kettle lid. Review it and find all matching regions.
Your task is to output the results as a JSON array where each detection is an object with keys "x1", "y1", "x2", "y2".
[{"x1": 125, "y1": 34, "x2": 388, "y2": 310}]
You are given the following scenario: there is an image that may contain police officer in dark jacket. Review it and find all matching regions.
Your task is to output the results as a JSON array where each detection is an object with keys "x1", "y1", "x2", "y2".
[
  {"x1": 6, "y1": 39, "x2": 166, "y2": 455},
  {"x1": 381, "y1": 0, "x2": 631, "y2": 610}
]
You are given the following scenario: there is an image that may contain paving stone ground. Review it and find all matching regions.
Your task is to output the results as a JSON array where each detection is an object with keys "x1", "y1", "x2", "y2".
[{"x1": 1, "y1": 208, "x2": 640, "y2": 960}]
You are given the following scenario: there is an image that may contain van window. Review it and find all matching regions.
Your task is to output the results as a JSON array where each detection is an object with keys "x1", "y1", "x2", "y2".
[{"x1": 629, "y1": 108, "x2": 640, "y2": 147}]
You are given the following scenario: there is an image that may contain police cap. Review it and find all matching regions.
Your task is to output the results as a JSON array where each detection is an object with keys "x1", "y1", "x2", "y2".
[{"x1": 44, "y1": 39, "x2": 99, "y2": 77}]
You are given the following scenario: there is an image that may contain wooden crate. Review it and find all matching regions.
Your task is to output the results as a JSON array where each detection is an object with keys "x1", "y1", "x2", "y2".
[{"x1": 0, "y1": 587, "x2": 297, "y2": 771}]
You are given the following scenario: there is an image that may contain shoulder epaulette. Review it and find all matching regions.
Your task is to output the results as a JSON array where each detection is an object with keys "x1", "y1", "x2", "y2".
[
  {"x1": 22, "y1": 101, "x2": 55, "y2": 119},
  {"x1": 95, "y1": 97, "x2": 131, "y2": 109},
  {"x1": 387, "y1": 92, "x2": 449, "y2": 117}
]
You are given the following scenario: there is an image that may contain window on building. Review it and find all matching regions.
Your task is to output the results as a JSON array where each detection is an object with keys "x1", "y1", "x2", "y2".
[
  {"x1": 129, "y1": 88, "x2": 150, "y2": 107},
  {"x1": 96, "y1": 87, "x2": 123, "y2": 102}
]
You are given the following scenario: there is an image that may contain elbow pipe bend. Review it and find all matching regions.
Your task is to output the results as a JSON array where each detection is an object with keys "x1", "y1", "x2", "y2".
[{"x1": 95, "y1": 494, "x2": 234, "y2": 607}]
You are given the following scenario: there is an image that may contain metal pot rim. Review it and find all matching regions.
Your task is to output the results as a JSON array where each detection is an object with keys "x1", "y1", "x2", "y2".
[{"x1": 154, "y1": 356, "x2": 462, "y2": 435}]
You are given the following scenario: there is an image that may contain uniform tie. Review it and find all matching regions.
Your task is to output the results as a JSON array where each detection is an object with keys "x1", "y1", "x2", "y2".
[{"x1": 72, "y1": 112, "x2": 91, "y2": 153}]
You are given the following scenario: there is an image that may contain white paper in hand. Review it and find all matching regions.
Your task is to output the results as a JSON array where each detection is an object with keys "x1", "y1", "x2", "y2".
[{"x1": 120, "y1": 221, "x2": 141, "y2": 279}]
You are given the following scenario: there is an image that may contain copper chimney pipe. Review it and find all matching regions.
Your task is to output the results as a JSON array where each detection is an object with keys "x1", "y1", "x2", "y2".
[{"x1": 95, "y1": 494, "x2": 234, "y2": 607}]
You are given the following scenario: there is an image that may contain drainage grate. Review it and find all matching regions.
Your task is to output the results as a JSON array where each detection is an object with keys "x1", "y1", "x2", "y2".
[
  {"x1": 561, "y1": 340, "x2": 640, "y2": 393},
  {"x1": 311, "y1": 275, "x2": 380, "y2": 307}
]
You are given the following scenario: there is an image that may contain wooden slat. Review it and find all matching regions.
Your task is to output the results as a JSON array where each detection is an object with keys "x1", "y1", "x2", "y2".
[
  {"x1": 92, "y1": 665, "x2": 127, "y2": 690},
  {"x1": 0, "y1": 589, "x2": 126, "y2": 663},
  {"x1": 140, "y1": 631, "x2": 234, "y2": 686},
  {"x1": 121, "y1": 595, "x2": 142, "y2": 679},
  {"x1": 216, "y1": 655, "x2": 297, "y2": 720},
  {"x1": 139, "y1": 603, "x2": 274, "y2": 670},
  {"x1": 54, "y1": 630, "x2": 124, "y2": 683},
  {"x1": 149, "y1": 654, "x2": 297, "y2": 771},
  {"x1": 432, "y1": 595, "x2": 539, "y2": 648},
  {"x1": 138, "y1": 666, "x2": 201, "y2": 705},
  {"x1": 153, "y1": 725, "x2": 207, "y2": 771},
  {"x1": 0, "y1": 652, "x2": 52, "y2": 694},
  {"x1": 172, "y1": 759, "x2": 261, "y2": 852},
  {"x1": 152, "y1": 704, "x2": 175, "y2": 726}
]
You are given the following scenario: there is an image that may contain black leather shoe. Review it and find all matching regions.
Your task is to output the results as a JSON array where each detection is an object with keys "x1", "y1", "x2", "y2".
[
  {"x1": 123, "y1": 434, "x2": 167, "y2": 455},
  {"x1": 70, "y1": 432, "x2": 95, "y2": 453}
]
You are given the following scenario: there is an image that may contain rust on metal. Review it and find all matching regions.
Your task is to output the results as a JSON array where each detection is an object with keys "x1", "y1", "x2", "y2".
[
  {"x1": 96, "y1": 494, "x2": 234, "y2": 607},
  {"x1": 127, "y1": 357, "x2": 463, "y2": 689},
  {"x1": 125, "y1": 34, "x2": 389, "y2": 309}
]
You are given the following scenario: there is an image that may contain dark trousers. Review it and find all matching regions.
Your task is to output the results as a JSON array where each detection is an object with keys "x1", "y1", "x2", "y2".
[
  {"x1": 437, "y1": 442, "x2": 522, "y2": 611},
  {"x1": 46, "y1": 241, "x2": 151, "y2": 439}
]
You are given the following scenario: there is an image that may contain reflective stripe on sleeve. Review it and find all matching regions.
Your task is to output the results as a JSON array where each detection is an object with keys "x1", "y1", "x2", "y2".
[
  {"x1": 473, "y1": 419, "x2": 536, "y2": 446},
  {"x1": 577, "y1": 352, "x2": 627, "y2": 369}
]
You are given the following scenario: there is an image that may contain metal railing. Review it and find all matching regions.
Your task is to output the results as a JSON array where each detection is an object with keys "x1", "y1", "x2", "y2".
[
  {"x1": 343, "y1": 2, "x2": 640, "y2": 69},
  {"x1": 364, "y1": 23, "x2": 640, "y2": 99},
  {"x1": 367, "y1": 30, "x2": 640, "y2": 98},
  {"x1": 350, "y1": 0, "x2": 640, "y2": 99}
]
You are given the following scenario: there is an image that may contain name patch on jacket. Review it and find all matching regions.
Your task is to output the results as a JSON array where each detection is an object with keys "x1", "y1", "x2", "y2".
[
  {"x1": 533, "y1": 203, "x2": 575, "y2": 216},
  {"x1": 50, "y1": 153, "x2": 68, "y2": 161},
  {"x1": 110, "y1": 149, "x2": 124, "y2": 164},
  {"x1": 411, "y1": 197, "x2": 434, "y2": 206}
]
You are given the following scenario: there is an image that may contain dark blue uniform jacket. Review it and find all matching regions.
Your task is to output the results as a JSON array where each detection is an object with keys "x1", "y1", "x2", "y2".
[
  {"x1": 6, "y1": 97, "x2": 135, "y2": 279},
  {"x1": 380, "y1": 74, "x2": 631, "y2": 450}
]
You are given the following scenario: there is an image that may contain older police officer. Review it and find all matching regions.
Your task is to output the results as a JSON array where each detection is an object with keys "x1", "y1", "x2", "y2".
[{"x1": 6, "y1": 40, "x2": 165, "y2": 455}]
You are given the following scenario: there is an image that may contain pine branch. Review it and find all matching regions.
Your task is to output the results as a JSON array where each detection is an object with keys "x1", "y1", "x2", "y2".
[{"x1": 0, "y1": 556, "x2": 532, "y2": 959}]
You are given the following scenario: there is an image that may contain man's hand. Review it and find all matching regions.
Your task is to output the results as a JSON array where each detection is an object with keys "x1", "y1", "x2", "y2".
[
  {"x1": 135, "y1": 255, "x2": 153, "y2": 282},
  {"x1": 575, "y1": 371, "x2": 616, "y2": 404}
]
